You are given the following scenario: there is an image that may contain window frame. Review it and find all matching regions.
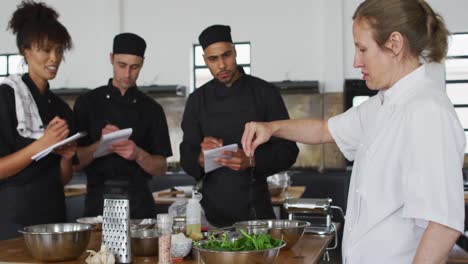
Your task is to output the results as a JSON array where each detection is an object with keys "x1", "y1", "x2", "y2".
[
  {"x1": 0, "y1": 53, "x2": 27, "y2": 80},
  {"x1": 446, "y1": 32, "x2": 468, "y2": 153},
  {"x1": 192, "y1": 41, "x2": 251, "y2": 90}
]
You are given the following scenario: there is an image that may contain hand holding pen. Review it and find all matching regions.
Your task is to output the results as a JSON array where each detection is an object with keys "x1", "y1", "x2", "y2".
[{"x1": 39, "y1": 116, "x2": 69, "y2": 147}]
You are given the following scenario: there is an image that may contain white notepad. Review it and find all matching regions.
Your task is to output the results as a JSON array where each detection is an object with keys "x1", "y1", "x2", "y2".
[
  {"x1": 203, "y1": 143, "x2": 238, "y2": 173},
  {"x1": 93, "y1": 128, "x2": 133, "y2": 158},
  {"x1": 32, "y1": 132, "x2": 87, "y2": 161}
]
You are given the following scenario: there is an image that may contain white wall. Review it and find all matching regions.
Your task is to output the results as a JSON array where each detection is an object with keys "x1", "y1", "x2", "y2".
[
  {"x1": 0, "y1": 0, "x2": 466, "y2": 92},
  {"x1": 343, "y1": 0, "x2": 468, "y2": 80},
  {"x1": 0, "y1": 0, "x2": 335, "y2": 90}
]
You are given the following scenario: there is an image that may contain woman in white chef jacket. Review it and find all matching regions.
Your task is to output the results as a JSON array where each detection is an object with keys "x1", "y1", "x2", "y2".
[{"x1": 241, "y1": 0, "x2": 465, "y2": 263}]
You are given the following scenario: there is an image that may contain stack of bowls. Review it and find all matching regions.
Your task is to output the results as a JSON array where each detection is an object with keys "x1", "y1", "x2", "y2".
[{"x1": 19, "y1": 223, "x2": 93, "y2": 261}]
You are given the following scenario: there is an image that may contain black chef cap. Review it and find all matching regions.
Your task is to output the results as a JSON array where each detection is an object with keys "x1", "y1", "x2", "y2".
[
  {"x1": 113, "y1": 33, "x2": 146, "y2": 57},
  {"x1": 198, "y1": 25, "x2": 232, "y2": 50}
]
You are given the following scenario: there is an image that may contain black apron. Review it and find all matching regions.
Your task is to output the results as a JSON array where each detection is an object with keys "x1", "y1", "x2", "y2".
[
  {"x1": 0, "y1": 156, "x2": 65, "y2": 240},
  {"x1": 79, "y1": 85, "x2": 162, "y2": 219},
  {"x1": 199, "y1": 80, "x2": 275, "y2": 227},
  {"x1": 84, "y1": 178, "x2": 156, "y2": 219},
  {"x1": 0, "y1": 75, "x2": 70, "y2": 240}
]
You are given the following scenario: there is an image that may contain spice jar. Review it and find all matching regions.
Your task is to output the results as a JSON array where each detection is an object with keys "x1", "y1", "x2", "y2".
[
  {"x1": 173, "y1": 216, "x2": 186, "y2": 234},
  {"x1": 157, "y1": 214, "x2": 173, "y2": 264}
]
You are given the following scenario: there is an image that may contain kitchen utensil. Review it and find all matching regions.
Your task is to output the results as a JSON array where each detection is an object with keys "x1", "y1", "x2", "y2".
[
  {"x1": 19, "y1": 223, "x2": 92, "y2": 262},
  {"x1": 102, "y1": 198, "x2": 132, "y2": 263}
]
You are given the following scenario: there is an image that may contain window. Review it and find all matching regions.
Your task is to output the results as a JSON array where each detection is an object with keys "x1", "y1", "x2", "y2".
[
  {"x1": 0, "y1": 54, "x2": 28, "y2": 82},
  {"x1": 446, "y1": 33, "x2": 468, "y2": 153},
  {"x1": 192, "y1": 42, "x2": 251, "y2": 89}
]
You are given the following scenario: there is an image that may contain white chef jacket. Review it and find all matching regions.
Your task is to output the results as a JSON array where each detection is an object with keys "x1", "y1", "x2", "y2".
[{"x1": 328, "y1": 63, "x2": 466, "y2": 264}]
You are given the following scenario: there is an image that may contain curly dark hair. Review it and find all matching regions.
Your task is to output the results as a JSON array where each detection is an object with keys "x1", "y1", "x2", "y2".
[{"x1": 8, "y1": 0, "x2": 72, "y2": 54}]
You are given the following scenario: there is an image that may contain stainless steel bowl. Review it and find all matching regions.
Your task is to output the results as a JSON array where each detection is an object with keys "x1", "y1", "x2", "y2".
[
  {"x1": 130, "y1": 228, "x2": 159, "y2": 256},
  {"x1": 129, "y1": 218, "x2": 157, "y2": 230},
  {"x1": 193, "y1": 236, "x2": 285, "y2": 264},
  {"x1": 19, "y1": 223, "x2": 93, "y2": 262},
  {"x1": 265, "y1": 219, "x2": 310, "y2": 250}
]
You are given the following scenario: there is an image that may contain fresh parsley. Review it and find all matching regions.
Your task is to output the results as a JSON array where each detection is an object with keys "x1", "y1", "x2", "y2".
[{"x1": 197, "y1": 229, "x2": 282, "y2": 251}]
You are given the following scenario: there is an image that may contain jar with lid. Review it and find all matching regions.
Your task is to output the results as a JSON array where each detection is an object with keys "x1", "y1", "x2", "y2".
[
  {"x1": 157, "y1": 213, "x2": 173, "y2": 264},
  {"x1": 173, "y1": 216, "x2": 186, "y2": 234}
]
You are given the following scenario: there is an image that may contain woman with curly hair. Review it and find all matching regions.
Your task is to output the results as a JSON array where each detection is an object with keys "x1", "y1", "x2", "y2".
[{"x1": 0, "y1": 1, "x2": 75, "y2": 239}]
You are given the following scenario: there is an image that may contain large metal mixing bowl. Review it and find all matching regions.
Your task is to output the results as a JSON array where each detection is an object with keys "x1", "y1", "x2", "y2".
[
  {"x1": 130, "y1": 228, "x2": 159, "y2": 256},
  {"x1": 265, "y1": 219, "x2": 310, "y2": 250},
  {"x1": 18, "y1": 223, "x2": 93, "y2": 262},
  {"x1": 193, "y1": 238, "x2": 285, "y2": 264}
]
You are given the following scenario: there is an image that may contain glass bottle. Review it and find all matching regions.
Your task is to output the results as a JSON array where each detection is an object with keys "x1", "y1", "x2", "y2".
[{"x1": 186, "y1": 191, "x2": 203, "y2": 241}]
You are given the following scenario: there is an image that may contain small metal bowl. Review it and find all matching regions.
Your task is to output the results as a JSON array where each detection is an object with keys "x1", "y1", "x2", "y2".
[
  {"x1": 19, "y1": 223, "x2": 93, "y2": 262},
  {"x1": 129, "y1": 218, "x2": 157, "y2": 230},
  {"x1": 130, "y1": 228, "x2": 159, "y2": 256}
]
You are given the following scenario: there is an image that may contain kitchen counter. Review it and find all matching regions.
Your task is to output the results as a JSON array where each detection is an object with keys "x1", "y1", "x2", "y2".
[
  {"x1": 64, "y1": 184, "x2": 87, "y2": 198},
  {"x1": 0, "y1": 225, "x2": 336, "y2": 264},
  {"x1": 153, "y1": 186, "x2": 306, "y2": 206}
]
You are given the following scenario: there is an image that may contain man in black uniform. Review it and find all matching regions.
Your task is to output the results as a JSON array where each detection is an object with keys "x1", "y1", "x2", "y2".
[
  {"x1": 180, "y1": 25, "x2": 298, "y2": 227},
  {"x1": 74, "y1": 33, "x2": 172, "y2": 218}
]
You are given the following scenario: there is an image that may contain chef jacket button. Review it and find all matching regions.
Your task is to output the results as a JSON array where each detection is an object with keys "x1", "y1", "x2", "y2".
[
  {"x1": 48, "y1": 99, "x2": 51, "y2": 103},
  {"x1": 133, "y1": 99, "x2": 137, "y2": 103},
  {"x1": 106, "y1": 94, "x2": 110, "y2": 99},
  {"x1": 356, "y1": 189, "x2": 359, "y2": 193}
]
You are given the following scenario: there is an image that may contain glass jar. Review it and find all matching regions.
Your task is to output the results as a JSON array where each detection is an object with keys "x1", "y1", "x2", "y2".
[
  {"x1": 157, "y1": 214, "x2": 173, "y2": 264},
  {"x1": 173, "y1": 216, "x2": 186, "y2": 234}
]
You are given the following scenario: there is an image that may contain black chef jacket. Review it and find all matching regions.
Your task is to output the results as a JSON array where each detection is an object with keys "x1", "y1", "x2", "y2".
[
  {"x1": 73, "y1": 79, "x2": 172, "y2": 219},
  {"x1": 180, "y1": 68, "x2": 299, "y2": 227},
  {"x1": 0, "y1": 74, "x2": 72, "y2": 240}
]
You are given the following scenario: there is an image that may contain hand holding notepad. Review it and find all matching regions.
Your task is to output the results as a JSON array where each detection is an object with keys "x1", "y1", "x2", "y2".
[
  {"x1": 93, "y1": 128, "x2": 133, "y2": 158},
  {"x1": 203, "y1": 143, "x2": 238, "y2": 173},
  {"x1": 32, "y1": 132, "x2": 87, "y2": 161}
]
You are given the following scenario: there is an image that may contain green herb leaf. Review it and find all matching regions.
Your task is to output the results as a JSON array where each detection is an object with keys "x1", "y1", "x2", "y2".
[{"x1": 200, "y1": 231, "x2": 282, "y2": 251}]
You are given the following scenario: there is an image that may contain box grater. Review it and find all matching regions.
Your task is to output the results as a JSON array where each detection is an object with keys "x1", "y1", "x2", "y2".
[{"x1": 102, "y1": 198, "x2": 132, "y2": 263}]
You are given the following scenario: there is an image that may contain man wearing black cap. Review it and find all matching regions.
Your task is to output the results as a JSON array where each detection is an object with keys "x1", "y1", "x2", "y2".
[
  {"x1": 73, "y1": 33, "x2": 172, "y2": 218},
  {"x1": 180, "y1": 25, "x2": 298, "y2": 227}
]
